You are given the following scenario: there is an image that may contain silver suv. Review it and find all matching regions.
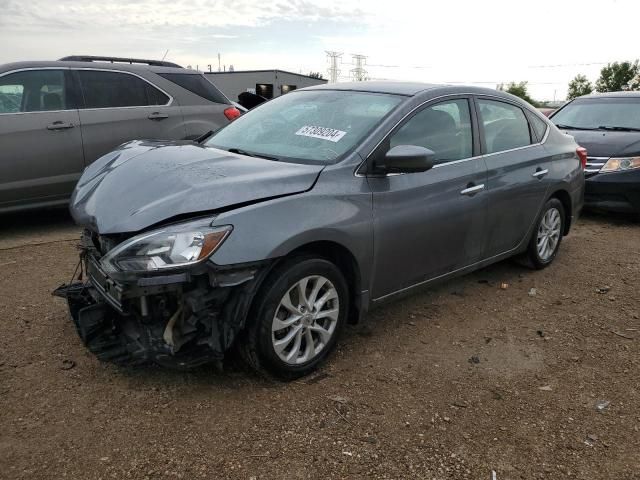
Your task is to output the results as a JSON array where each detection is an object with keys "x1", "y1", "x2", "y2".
[{"x1": 0, "y1": 55, "x2": 240, "y2": 213}]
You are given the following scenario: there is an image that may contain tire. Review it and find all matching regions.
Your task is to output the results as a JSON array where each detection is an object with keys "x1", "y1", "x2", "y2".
[
  {"x1": 238, "y1": 256, "x2": 349, "y2": 380},
  {"x1": 523, "y1": 198, "x2": 565, "y2": 270}
]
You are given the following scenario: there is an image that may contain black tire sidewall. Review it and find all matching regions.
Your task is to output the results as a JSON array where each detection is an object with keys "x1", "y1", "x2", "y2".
[
  {"x1": 529, "y1": 198, "x2": 565, "y2": 269},
  {"x1": 251, "y1": 257, "x2": 349, "y2": 379}
]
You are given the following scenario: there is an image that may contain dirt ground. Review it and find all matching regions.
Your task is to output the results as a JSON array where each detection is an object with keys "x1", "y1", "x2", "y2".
[{"x1": 1, "y1": 209, "x2": 638, "y2": 480}]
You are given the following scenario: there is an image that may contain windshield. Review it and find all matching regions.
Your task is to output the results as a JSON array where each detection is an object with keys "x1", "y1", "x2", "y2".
[
  {"x1": 205, "y1": 90, "x2": 403, "y2": 164},
  {"x1": 552, "y1": 97, "x2": 640, "y2": 130}
]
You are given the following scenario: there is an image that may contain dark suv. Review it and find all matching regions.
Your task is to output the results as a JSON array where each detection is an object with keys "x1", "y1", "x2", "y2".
[
  {"x1": 0, "y1": 56, "x2": 241, "y2": 213},
  {"x1": 550, "y1": 91, "x2": 640, "y2": 215}
]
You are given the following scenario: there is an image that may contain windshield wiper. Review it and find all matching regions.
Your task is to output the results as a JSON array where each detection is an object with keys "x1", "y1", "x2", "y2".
[
  {"x1": 227, "y1": 148, "x2": 280, "y2": 161},
  {"x1": 554, "y1": 124, "x2": 597, "y2": 131},
  {"x1": 597, "y1": 125, "x2": 640, "y2": 132},
  {"x1": 195, "y1": 130, "x2": 214, "y2": 143}
]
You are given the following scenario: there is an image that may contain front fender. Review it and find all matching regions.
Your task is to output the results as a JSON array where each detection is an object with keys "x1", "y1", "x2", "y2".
[{"x1": 208, "y1": 166, "x2": 373, "y2": 294}]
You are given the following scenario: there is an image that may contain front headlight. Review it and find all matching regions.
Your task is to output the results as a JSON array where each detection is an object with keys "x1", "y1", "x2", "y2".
[
  {"x1": 101, "y1": 220, "x2": 232, "y2": 273},
  {"x1": 601, "y1": 157, "x2": 640, "y2": 173}
]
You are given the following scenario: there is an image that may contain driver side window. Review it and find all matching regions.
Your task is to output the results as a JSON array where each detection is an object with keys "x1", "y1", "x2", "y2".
[{"x1": 389, "y1": 99, "x2": 473, "y2": 164}]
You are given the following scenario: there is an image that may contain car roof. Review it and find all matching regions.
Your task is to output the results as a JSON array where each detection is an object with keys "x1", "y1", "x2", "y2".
[
  {"x1": 577, "y1": 91, "x2": 640, "y2": 99},
  {"x1": 300, "y1": 81, "x2": 530, "y2": 102},
  {"x1": 0, "y1": 60, "x2": 196, "y2": 75},
  {"x1": 302, "y1": 81, "x2": 443, "y2": 96}
]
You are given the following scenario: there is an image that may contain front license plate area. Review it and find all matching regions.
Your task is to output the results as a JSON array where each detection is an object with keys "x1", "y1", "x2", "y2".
[{"x1": 87, "y1": 256, "x2": 125, "y2": 312}]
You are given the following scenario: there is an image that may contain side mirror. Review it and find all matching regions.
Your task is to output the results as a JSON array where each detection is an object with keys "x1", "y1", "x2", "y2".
[{"x1": 382, "y1": 145, "x2": 435, "y2": 173}]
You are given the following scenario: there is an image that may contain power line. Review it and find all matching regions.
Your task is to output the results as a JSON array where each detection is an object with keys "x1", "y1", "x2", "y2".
[
  {"x1": 527, "y1": 62, "x2": 609, "y2": 69},
  {"x1": 338, "y1": 75, "x2": 569, "y2": 86},
  {"x1": 357, "y1": 61, "x2": 611, "y2": 70}
]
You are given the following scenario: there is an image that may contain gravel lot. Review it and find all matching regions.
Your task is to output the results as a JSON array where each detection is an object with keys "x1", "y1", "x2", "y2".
[{"x1": 1, "y1": 210, "x2": 638, "y2": 480}]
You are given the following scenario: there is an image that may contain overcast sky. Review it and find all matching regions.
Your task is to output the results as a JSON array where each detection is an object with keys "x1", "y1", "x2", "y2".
[{"x1": 1, "y1": 0, "x2": 638, "y2": 100}]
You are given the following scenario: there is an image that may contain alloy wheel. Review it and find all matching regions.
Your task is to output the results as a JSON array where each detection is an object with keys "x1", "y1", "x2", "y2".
[
  {"x1": 536, "y1": 207, "x2": 561, "y2": 261},
  {"x1": 271, "y1": 275, "x2": 339, "y2": 365}
]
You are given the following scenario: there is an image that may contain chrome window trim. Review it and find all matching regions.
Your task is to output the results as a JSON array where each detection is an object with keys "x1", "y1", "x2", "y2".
[
  {"x1": 73, "y1": 67, "x2": 173, "y2": 109},
  {"x1": 356, "y1": 92, "x2": 549, "y2": 177},
  {"x1": 433, "y1": 154, "x2": 483, "y2": 168}
]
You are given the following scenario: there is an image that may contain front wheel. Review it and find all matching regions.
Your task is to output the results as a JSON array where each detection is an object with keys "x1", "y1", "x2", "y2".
[
  {"x1": 239, "y1": 256, "x2": 349, "y2": 380},
  {"x1": 524, "y1": 198, "x2": 565, "y2": 269}
]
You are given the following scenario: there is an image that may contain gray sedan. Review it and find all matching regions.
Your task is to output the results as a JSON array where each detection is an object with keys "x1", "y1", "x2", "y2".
[{"x1": 56, "y1": 82, "x2": 585, "y2": 379}]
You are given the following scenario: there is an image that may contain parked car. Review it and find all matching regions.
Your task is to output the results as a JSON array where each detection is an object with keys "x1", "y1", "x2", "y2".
[
  {"x1": 55, "y1": 82, "x2": 585, "y2": 379},
  {"x1": 0, "y1": 55, "x2": 240, "y2": 213},
  {"x1": 550, "y1": 91, "x2": 640, "y2": 215}
]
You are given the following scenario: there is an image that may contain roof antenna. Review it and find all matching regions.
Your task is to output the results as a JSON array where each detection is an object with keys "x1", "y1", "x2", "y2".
[{"x1": 162, "y1": 49, "x2": 169, "y2": 61}]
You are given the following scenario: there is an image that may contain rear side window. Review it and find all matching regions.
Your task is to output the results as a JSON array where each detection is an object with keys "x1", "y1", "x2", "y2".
[
  {"x1": 478, "y1": 99, "x2": 532, "y2": 154},
  {"x1": 158, "y1": 73, "x2": 229, "y2": 104},
  {"x1": 77, "y1": 70, "x2": 169, "y2": 109},
  {"x1": 528, "y1": 113, "x2": 548, "y2": 142},
  {"x1": 0, "y1": 70, "x2": 67, "y2": 113},
  {"x1": 390, "y1": 98, "x2": 473, "y2": 164}
]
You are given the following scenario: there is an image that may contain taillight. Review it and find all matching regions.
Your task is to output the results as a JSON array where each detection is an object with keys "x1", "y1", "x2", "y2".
[
  {"x1": 576, "y1": 147, "x2": 588, "y2": 169},
  {"x1": 224, "y1": 107, "x2": 241, "y2": 121}
]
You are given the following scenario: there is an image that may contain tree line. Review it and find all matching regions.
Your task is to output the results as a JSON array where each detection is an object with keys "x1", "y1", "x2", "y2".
[{"x1": 498, "y1": 60, "x2": 640, "y2": 106}]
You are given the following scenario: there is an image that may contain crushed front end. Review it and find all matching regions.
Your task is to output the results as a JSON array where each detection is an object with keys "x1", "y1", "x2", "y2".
[{"x1": 54, "y1": 226, "x2": 269, "y2": 369}]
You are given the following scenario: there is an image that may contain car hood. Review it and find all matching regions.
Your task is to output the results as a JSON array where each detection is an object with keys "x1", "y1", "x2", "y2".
[
  {"x1": 560, "y1": 129, "x2": 640, "y2": 158},
  {"x1": 70, "y1": 140, "x2": 324, "y2": 234}
]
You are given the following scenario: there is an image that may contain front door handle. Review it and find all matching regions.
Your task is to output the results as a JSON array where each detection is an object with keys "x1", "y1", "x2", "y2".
[
  {"x1": 148, "y1": 112, "x2": 169, "y2": 120},
  {"x1": 532, "y1": 168, "x2": 549, "y2": 179},
  {"x1": 460, "y1": 183, "x2": 485, "y2": 196},
  {"x1": 47, "y1": 121, "x2": 74, "y2": 130}
]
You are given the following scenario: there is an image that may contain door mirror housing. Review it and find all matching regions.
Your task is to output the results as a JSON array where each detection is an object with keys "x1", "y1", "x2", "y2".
[{"x1": 381, "y1": 145, "x2": 435, "y2": 173}]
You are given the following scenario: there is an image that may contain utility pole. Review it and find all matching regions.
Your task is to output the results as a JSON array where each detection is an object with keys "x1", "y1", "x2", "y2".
[
  {"x1": 350, "y1": 54, "x2": 368, "y2": 82},
  {"x1": 325, "y1": 51, "x2": 343, "y2": 83},
  {"x1": 218, "y1": 53, "x2": 221, "y2": 72}
]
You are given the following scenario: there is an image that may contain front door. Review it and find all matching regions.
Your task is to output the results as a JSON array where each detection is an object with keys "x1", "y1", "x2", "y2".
[
  {"x1": 74, "y1": 69, "x2": 186, "y2": 164},
  {"x1": 0, "y1": 69, "x2": 84, "y2": 209},
  {"x1": 367, "y1": 97, "x2": 488, "y2": 300}
]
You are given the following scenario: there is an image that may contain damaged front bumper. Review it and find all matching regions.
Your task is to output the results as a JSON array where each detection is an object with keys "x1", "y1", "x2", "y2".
[{"x1": 54, "y1": 231, "x2": 269, "y2": 369}]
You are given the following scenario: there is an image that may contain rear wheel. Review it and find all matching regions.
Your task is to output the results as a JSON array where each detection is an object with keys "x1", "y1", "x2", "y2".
[
  {"x1": 524, "y1": 198, "x2": 565, "y2": 269},
  {"x1": 239, "y1": 256, "x2": 348, "y2": 380}
]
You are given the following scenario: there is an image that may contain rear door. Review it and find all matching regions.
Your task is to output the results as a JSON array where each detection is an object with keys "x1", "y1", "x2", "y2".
[
  {"x1": 0, "y1": 68, "x2": 84, "y2": 210},
  {"x1": 476, "y1": 97, "x2": 553, "y2": 258},
  {"x1": 367, "y1": 96, "x2": 488, "y2": 299},
  {"x1": 155, "y1": 72, "x2": 231, "y2": 139},
  {"x1": 74, "y1": 69, "x2": 186, "y2": 164}
]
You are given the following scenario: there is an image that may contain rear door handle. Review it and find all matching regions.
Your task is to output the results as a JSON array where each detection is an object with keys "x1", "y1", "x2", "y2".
[
  {"x1": 460, "y1": 183, "x2": 485, "y2": 196},
  {"x1": 532, "y1": 168, "x2": 549, "y2": 179},
  {"x1": 47, "y1": 121, "x2": 74, "y2": 130},
  {"x1": 148, "y1": 112, "x2": 169, "y2": 120}
]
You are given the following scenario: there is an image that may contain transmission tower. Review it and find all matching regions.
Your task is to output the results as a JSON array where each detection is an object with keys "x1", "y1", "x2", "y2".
[
  {"x1": 350, "y1": 54, "x2": 368, "y2": 82},
  {"x1": 325, "y1": 51, "x2": 343, "y2": 83}
]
